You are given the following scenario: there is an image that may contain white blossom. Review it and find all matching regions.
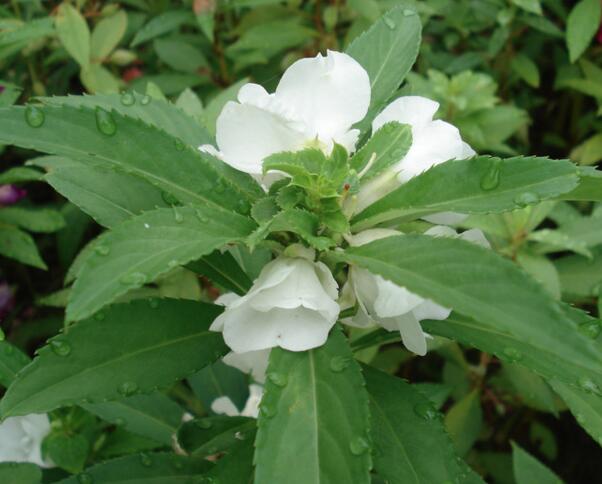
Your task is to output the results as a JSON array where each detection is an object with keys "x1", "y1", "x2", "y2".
[
  {"x1": 211, "y1": 384, "x2": 263, "y2": 419},
  {"x1": 342, "y1": 227, "x2": 489, "y2": 355},
  {"x1": 223, "y1": 349, "x2": 270, "y2": 384},
  {"x1": 200, "y1": 50, "x2": 370, "y2": 182},
  {"x1": 210, "y1": 252, "x2": 339, "y2": 353},
  {"x1": 0, "y1": 414, "x2": 52, "y2": 467}
]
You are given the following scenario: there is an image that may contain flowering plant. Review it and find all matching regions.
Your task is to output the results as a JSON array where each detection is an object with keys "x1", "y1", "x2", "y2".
[{"x1": 0, "y1": 5, "x2": 601, "y2": 483}]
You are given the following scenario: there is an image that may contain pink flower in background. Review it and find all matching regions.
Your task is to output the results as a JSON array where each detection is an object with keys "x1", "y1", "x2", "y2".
[{"x1": 0, "y1": 185, "x2": 26, "y2": 206}]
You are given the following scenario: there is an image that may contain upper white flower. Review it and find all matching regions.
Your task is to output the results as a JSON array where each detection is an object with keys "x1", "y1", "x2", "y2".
[
  {"x1": 342, "y1": 227, "x2": 489, "y2": 355},
  {"x1": 211, "y1": 384, "x2": 263, "y2": 419},
  {"x1": 210, "y1": 251, "x2": 340, "y2": 353},
  {"x1": 201, "y1": 50, "x2": 370, "y2": 178},
  {"x1": 354, "y1": 96, "x2": 475, "y2": 213},
  {"x1": 222, "y1": 349, "x2": 270, "y2": 384},
  {"x1": 0, "y1": 414, "x2": 52, "y2": 467}
]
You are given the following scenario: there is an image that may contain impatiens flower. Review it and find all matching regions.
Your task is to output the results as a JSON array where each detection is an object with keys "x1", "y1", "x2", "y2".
[
  {"x1": 354, "y1": 96, "x2": 474, "y2": 213},
  {"x1": 0, "y1": 184, "x2": 27, "y2": 206},
  {"x1": 223, "y1": 349, "x2": 270, "y2": 384},
  {"x1": 210, "y1": 250, "x2": 339, "y2": 353},
  {"x1": 342, "y1": 227, "x2": 489, "y2": 356},
  {"x1": 0, "y1": 414, "x2": 52, "y2": 467},
  {"x1": 211, "y1": 384, "x2": 263, "y2": 419},
  {"x1": 200, "y1": 50, "x2": 370, "y2": 181}
]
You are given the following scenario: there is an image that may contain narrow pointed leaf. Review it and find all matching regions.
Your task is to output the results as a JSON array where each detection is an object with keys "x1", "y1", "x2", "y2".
[
  {"x1": 178, "y1": 416, "x2": 256, "y2": 457},
  {"x1": 0, "y1": 299, "x2": 227, "y2": 417},
  {"x1": 352, "y1": 156, "x2": 579, "y2": 230},
  {"x1": 254, "y1": 327, "x2": 371, "y2": 484},
  {"x1": 0, "y1": 341, "x2": 30, "y2": 387},
  {"x1": 335, "y1": 235, "x2": 602, "y2": 394},
  {"x1": 511, "y1": 443, "x2": 563, "y2": 484},
  {"x1": 67, "y1": 206, "x2": 255, "y2": 321}
]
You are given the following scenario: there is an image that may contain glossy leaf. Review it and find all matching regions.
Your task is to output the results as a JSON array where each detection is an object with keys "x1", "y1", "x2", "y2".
[
  {"x1": 67, "y1": 206, "x2": 255, "y2": 321},
  {"x1": 566, "y1": 0, "x2": 602, "y2": 62},
  {"x1": 512, "y1": 443, "x2": 563, "y2": 484},
  {"x1": 0, "y1": 463, "x2": 41, "y2": 484},
  {"x1": 55, "y1": 4, "x2": 90, "y2": 69},
  {"x1": 254, "y1": 327, "x2": 371, "y2": 484},
  {"x1": 352, "y1": 156, "x2": 579, "y2": 230},
  {"x1": 0, "y1": 225, "x2": 46, "y2": 269},
  {"x1": 0, "y1": 341, "x2": 30, "y2": 388},
  {"x1": 0, "y1": 207, "x2": 65, "y2": 233},
  {"x1": 90, "y1": 11, "x2": 127, "y2": 61},
  {"x1": 178, "y1": 416, "x2": 256, "y2": 457},
  {"x1": 551, "y1": 381, "x2": 602, "y2": 446},
  {"x1": 0, "y1": 299, "x2": 227, "y2": 417}
]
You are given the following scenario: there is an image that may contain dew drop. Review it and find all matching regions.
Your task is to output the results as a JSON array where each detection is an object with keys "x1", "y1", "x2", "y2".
[
  {"x1": 413, "y1": 402, "x2": 439, "y2": 420},
  {"x1": 260, "y1": 402, "x2": 277, "y2": 418},
  {"x1": 140, "y1": 453, "x2": 152, "y2": 467},
  {"x1": 94, "y1": 312, "x2": 105, "y2": 321},
  {"x1": 167, "y1": 259, "x2": 179, "y2": 269},
  {"x1": 174, "y1": 138, "x2": 185, "y2": 151},
  {"x1": 578, "y1": 376, "x2": 601, "y2": 396},
  {"x1": 480, "y1": 160, "x2": 501, "y2": 191},
  {"x1": 329, "y1": 356, "x2": 350, "y2": 372},
  {"x1": 234, "y1": 431, "x2": 246, "y2": 440},
  {"x1": 196, "y1": 209, "x2": 209, "y2": 223},
  {"x1": 267, "y1": 372, "x2": 288, "y2": 387},
  {"x1": 349, "y1": 436, "x2": 370, "y2": 455},
  {"x1": 118, "y1": 381, "x2": 138, "y2": 396},
  {"x1": 403, "y1": 9, "x2": 416, "y2": 16},
  {"x1": 174, "y1": 207, "x2": 184, "y2": 223},
  {"x1": 383, "y1": 17, "x2": 396, "y2": 29},
  {"x1": 50, "y1": 338, "x2": 72, "y2": 357},
  {"x1": 161, "y1": 191, "x2": 180, "y2": 206},
  {"x1": 77, "y1": 473, "x2": 93, "y2": 484},
  {"x1": 25, "y1": 105, "x2": 45, "y2": 128},
  {"x1": 95, "y1": 108, "x2": 117, "y2": 136},
  {"x1": 237, "y1": 200, "x2": 250, "y2": 215},
  {"x1": 120, "y1": 92, "x2": 135, "y2": 106},
  {"x1": 502, "y1": 347, "x2": 523, "y2": 362},
  {"x1": 579, "y1": 320, "x2": 601, "y2": 340},
  {"x1": 196, "y1": 418, "x2": 213, "y2": 429},
  {"x1": 140, "y1": 95, "x2": 151, "y2": 105},
  {"x1": 514, "y1": 192, "x2": 539, "y2": 207},
  {"x1": 120, "y1": 272, "x2": 147, "y2": 285},
  {"x1": 115, "y1": 417, "x2": 125, "y2": 426},
  {"x1": 575, "y1": 413, "x2": 586, "y2": 425},
  {"x1": 94, "y1": 245, "x2": 110, "y2": 256}
]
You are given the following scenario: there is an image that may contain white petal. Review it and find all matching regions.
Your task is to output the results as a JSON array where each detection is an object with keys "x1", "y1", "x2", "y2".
[
  {"x1": 372, "y1": 96, "x2": 439, "y2": 133},
  {"x1": 460, "y1": 228, "x2": 491, "y2": 248},
  {"x1": 211, "y1": 396, "x2": 240, "y2": 417},
  {"x1": 412, "y1": 299, "x2": 451, "y2": 321},
  {"x1": 461, "y1": 141, "x2": 476, "y2": 159},
  {"x1": 424, "y1": 225, "x2": 458, "y2": 238},
  {"x1": 346, "y1": 228, "x2": 401, "y2": 247},
  {"x1": 422, "y1": 212, "x2": 468, "y2": 226},
  {"x1": 237, "y1": 83, "x2": 271, "y2": 106},
  {"x1": 215, "y1": 101, "x2": 305, "y2": 175},
  {"x1": 215, "y1": 293, "x2": 241, "y2": 307},
  {"x1": 314, "y1": 261, "x2": 339, "y2": 300},
  {"x1": 395, "y1": 313, "x2": 427, "y2": 356},
  {"x1": 373, "y1": 276, "x2": 423, "y2": 318},
  {"x1": 198, "y1": 144, "x2": 222, "y2": 158},
  {"x1": 223, "y1": 349, "x2": 270, "y2": 384},
  {"x1": 275, "y1": 50, "x2": 370, "y2": 141},
  {"x1": 241, "y1": 384, "x2": 263, "y2": 418}
]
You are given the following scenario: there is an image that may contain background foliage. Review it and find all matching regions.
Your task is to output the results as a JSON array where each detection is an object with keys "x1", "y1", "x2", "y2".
[{"x1": 1, "y1": 0, "x2": 601, "y2": 483}]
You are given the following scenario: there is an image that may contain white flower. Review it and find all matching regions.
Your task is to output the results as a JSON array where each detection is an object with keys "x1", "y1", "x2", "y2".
[
  {"x1": 343, "y1": 227, "x2": 489, "y2": 356},
  {"x1": 200, "y1": 50, "x2": 370, "y2": 180},
  {"x1": 355, "y1": 96, "x2": 474, "y2": 213},
  {"x1": 223, "y1": 349, "x2": 270, "y2": 384},
  {"x1": 211, "y1": 384, "x2": 263, "y2": 419},
  {"x1": 0, "y1": 414, "x2": 52, "y2": 467},
  {"x1": 210, "y1": 253, "x2": 340, "y2": 352}
]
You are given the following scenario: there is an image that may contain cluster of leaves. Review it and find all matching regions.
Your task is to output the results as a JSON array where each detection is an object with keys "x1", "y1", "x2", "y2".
[{"x1": 0, "y1": 1, "x2": 601, "y2": 483}]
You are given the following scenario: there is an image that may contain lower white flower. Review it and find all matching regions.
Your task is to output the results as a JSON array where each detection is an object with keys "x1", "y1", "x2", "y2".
[
  {"x1": 210, "y1": 251, "x2": 339, "y2": 353},
  {"x1": 0, "y1": 414, "x2": 52, "y2": 467},
  {"x1": 223, "y1": 349, "x2": 270, "y2": 384},
  {"x1": 354, "y1": 95, "x2": 475, "y2": 213},
  {"x1": 211, "y1": 384, "x2": 263, "y2": 419},
  {"x1": 343, "y1": 227, "x2": 489, "y2": 356}
]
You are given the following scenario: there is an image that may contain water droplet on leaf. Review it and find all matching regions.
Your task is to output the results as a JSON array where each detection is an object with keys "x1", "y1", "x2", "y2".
[
  {"x1": 578, "y1": 376, "x2": 601, "y2": 395},
  {"x1": 480, "y1": 160, "x2": 501, "y2": 191},
  {"x1": 94, "y1": 312, "x2": 105, "y2": 321},
  {"x1": 120, "y1": 272, "x2": 147, "y2": 285},
  {"x1": 196, "y1": 418, "x2": 213, "y2": 429},
  {"x1": 413, "y1": 402, "x2": 439, "y2": 420},
  {"x1": 140, "y1": 95, "x2": 151, "y2": 105},
  {"x1": 120, "y1": 92, "x2": 135, "y2": 106},
  {"x1": 330, "y1": 356, "x2": 350, "y2": 372},
  {"x1": 118, "y1": 381, "x2": 138, "y2": 396},
  {"x1": 50, "y1": 338, "x2": 72, "y2": 357},
  {"x1": 174, "y1": 138, "x2": 185, "y2": 151},
  {"x1": 514, "y1": 192, "x2": 539, "y2": 207},
  {"x1": 25, "y1": 106, "x2": 45, "y2": 128},
  {"x1": 403, "y1": 9, "x2": 416, "y2": 16},
  {"x1": 174, "y1": 208, "x2": 184, "y2": 223},
  {"x1": 502, "y1": 347, "x2": 523, "y2": 362},
  {"x1": 383, "y1": 17, "x2": 396, "y2": 29},
  {"x1": 260, "y1": 402, "x2": 277, "y2": 418},
  {"x1": 95, "y1": 108, "x2": 117, "y2": 136},
  {"x1": 579, "y1": 320, "x2": 601, "y2": 340},
  {"x1": 94, "y1": 245, "x2": 110, "y2": 256},
  {"x1": 161, "y1": 191, "x2": 180, "y2": 206},
  {"x1": 349, "y1": 436, "x2": 370, "y2": 455},
  {"x1": 268, "y1": 372, "x2": 288, "y2": 387}
]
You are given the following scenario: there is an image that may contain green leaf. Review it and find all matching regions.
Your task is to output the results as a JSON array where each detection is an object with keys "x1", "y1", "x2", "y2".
[
  {"x1": 90, "y1": 11, "x2": 127, "y2": 61},
  {"x1": 131, "y1": 11, "x2": 192, "y2": 47},
  {"x1": 445, "y1": 390, "x2": 483, "y2": 456},
  {"x1": 0, "y1": 104, "x2": 260, "y2": 215},
  {"x1": 511, "y1": 54, "x2": 540, "y2": 87},
  {"x1": 0, "y1": 167, "x2": 43, "y2": 184},
  {"x1": 84, "y1": 393, "x2": 184, "y2": 445},
  {"x1": 80, "y1": 64, "x2": 121, "y2": 94},
  {"x1": 561, "y1": 167, "x2": 602, "y2": 202},
  {"x1": 528, "y1": 229, "x2": 592, "y2": 258},
  {"x1": 511, "y1": 0, "x2": 542, "y2": 15},
  {"x1": 204, "y1": 439, "x2": 255, "y2": 483},
  {"x1": 335, "y1": 235, "x2": 602, "y2": 393},
  {"x1": 67, "y1": 206, "x2": 254, "y2": 321},
  {"x1": 566, "y1": 0, "x2": 602, "y2": 62},
  {"x1": 175, "y1": 88, "x2": 204, "y2": 123},
  {"x1": 364, "y1": 365, "x2": 483, "y2": 483},
  {"x1": 496, "y1": 363, "x2": 558, "y2": 414},
  {"x1": 0, "y1": 225, "x2": 46, "y2": 269},
  {"x1": 187, "y1": 251, "x2": 252, "y2": 296},
  {"x1": 42, "y1": 432, "x2": 89, "y2": 473},
  {"x1": 0, "y1": 462, "x2": 41, "y2": 484},
  {"x1": 202, "y1": 78, "x2": 249, "y2": 137},
  {"x1": 154, "y1": 39, "x2": 208, "y2": 73},
  {"x1": 352, "y1": 156, "x2": 579, "y2": 230},
  {"x1": 55, "y1": 4, "x2": 90, "y2": 69},
  {"x1": 40, "y1": 92, "x2": 213, "y2": 148},
  {"x1": 350, "y1": 122, "x2": 412, "y2": 180},
  {"x1": 511, "y1": 443, "x2": 563, "y2": 484},
  {"x1": 555, "y1": 248, "x2": 602, "y2": 299},
  {"x1": 347, "y1": 6, "x2": 422, "y2": 134},
  {"x1": 178, "y1": 416, "x2": 256, "y2": 457},
  {"x1": 0, "y1": 207, "x2": 65, "y2": 233},
  {"x1": 57, "y1": 452, "x2": 212, "y2": 483},
  {"x1": 188, "y1": 360, "x2": 250, "y2": 412},
  {"x1": 0, "y1": 18, "x2": 54, "y2": 60},
  {"x1": 254, "y1": 327, "x2": 371, "y2": 484},
  {"x1": 0, "y1": 299, "x2": 227, "y2": 417},
  {"x1": 550, "y1": 380, "x2": 602, "y2": 446},
  {"x1": 0, "y1": 341, "x2": 30, "y2": 388}
]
